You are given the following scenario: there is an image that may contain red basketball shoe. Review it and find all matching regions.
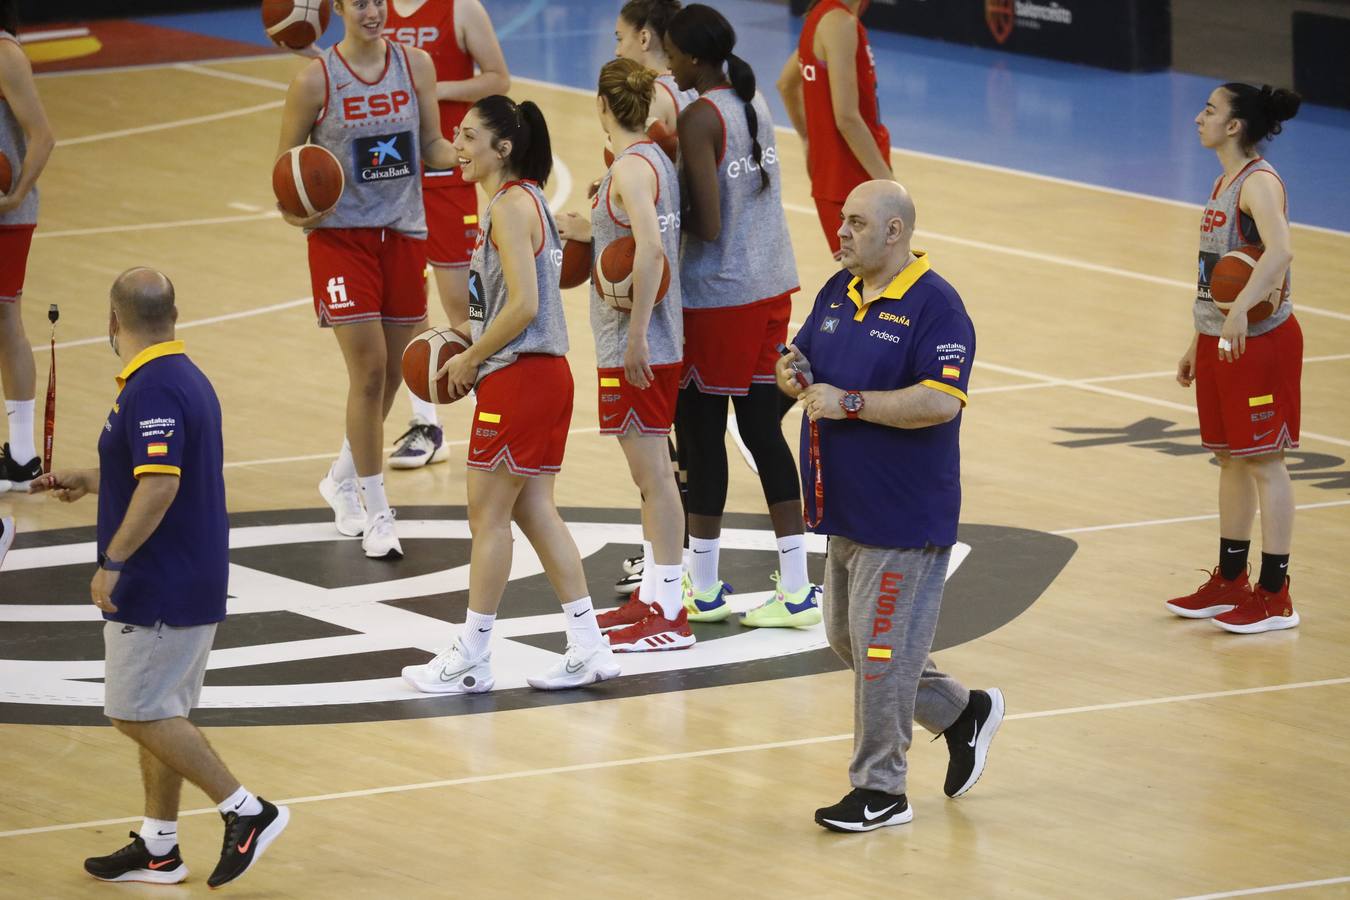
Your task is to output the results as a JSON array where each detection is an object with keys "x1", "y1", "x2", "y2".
[
  {"x1": 1214, "y1": 577, "x2": 1300, "y2": 633},
  {"x1": 597, "y1": 590, "x2": 652, "y2": 632},
  {"x1": 1164, "y1": 567, "x2": 1250, "y2": 618},
  {"x1": 607, "y1": 603, "x2": 695, "y2": 652}
]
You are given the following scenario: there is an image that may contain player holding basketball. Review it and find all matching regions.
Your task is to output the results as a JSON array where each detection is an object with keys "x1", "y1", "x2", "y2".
[
  {"x1": 0, "y1": 1, "x2": 54, "y2": 493},
  {"x1": 663, "y1": 5, "x2": 822, "y2": 630},
  {"x1": 557, "y1": 59, "x2": 689, "y2": 649},
  {"x1": 1169, "y1": 84, "x2": 1304, "y2": 633},
  {"x1": 777, "y1": 0, "x2": 892, "y2": 258},
  {"x1": 402, "y1": 95, "x2": 622, "y2": 692},
  {"x1": 383, "y1": 0, "x2": 510, "y2": 470},
  {"x1": 276, "y1": 0, "x2": 458, "y2": 559}
]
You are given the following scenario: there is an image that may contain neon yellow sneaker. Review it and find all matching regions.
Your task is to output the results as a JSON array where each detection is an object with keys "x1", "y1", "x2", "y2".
[
  {"x1": 741, "y1": 574, "x2": 823, "y2": 628},
  {"x1": 683, "y1": 578, "x2": 736, "y2": 622}
]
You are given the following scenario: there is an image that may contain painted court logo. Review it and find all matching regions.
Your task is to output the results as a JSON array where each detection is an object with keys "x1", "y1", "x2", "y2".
[{"x1": 0, "y1": 508, "x2": 1074, "y2": 726}]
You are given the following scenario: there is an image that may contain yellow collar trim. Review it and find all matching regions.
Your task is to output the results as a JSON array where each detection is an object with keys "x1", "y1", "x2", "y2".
[
  {"x1": 846, "y1": 251, "x2": 930, "y2": 322},
  {"x1": 115, "y1": 340, "x2": 185, "y2": 388}
]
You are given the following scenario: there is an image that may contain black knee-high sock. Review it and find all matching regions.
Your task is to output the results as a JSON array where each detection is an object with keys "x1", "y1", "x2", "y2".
[
  {"x1": 1258, "y1": 553, "x2": 1289, "y2": 593},
  {"x1": 1219, "y1": 538, "x2": 1250, "y2": 581}
]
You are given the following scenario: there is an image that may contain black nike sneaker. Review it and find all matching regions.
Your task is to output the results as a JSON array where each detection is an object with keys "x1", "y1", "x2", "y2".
[
  {"x1": 943, "y1": 688, "x2": 1006, "y2": 798},
  {"x1": 206, "y1": 797, "x2": 290, "y2": 889},
  {"x1": 84, "y1": 832, "x2": 188, "y2": 884},
  {"x1": 814, "y1": 788, "x2": 913, "y2": 832},
  {"x1": 0, "y1": 442, "x2": 41, "y2": 493}
]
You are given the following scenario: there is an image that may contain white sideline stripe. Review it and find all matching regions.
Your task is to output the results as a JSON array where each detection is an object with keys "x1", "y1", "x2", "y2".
[
  {"x1": 20, "y1": 28, "x2": 91, "y2": 43},
  {"x1": 221, "y1": 428, "x2": 604, "y2": 470},
  {"x1": 1174, "y1": 876, "x2": 1350, "y2": 900},
  {"x1": 2, "y1": 675, "x2": 1344, "y2": 840},
  {"x1": 31, "y1": 297, "x2": 311, "y2": 353},
  {"x1": 1051, "y1": 500, "x2": 1350, "y2": 536},
  {"x1": 781, "y1": 202, "x2": 1350, "y2": 323},
  {"x1": 972, "y1": 353, "x2": 1350, "y2": 395},
  {"x1": 34, "y1": 210, "x2": 280, "y2": 239},
  {"x1": 54, "y1": 100, "x2": 283, "y2": 147}
]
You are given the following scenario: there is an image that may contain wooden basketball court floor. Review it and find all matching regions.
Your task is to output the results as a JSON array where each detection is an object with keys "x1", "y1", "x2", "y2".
[{"x1": 1, "y1": 55, "x2": 1348, "y2": 898}]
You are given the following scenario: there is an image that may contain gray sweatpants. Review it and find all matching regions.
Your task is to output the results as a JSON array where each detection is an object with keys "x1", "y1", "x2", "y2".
[{"x1": 823, "y1": 537, "x2": 970, "y2": 795}]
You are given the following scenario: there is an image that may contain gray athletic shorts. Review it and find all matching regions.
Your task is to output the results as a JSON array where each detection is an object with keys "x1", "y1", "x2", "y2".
[{"x1": 103, "y1": 620, "x2": 218, "y2": 721}]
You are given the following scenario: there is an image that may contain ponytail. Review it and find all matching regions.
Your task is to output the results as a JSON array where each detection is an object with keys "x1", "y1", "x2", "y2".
[
  {"x1": 0, "y1": 0, "x2": 19, "y2": 37},
  {"x1": 1221, "y1": 83, "x2": 1302, "y2": 151},
  {"x1": 668, "y1": 4, "x2": 771, "y2": 192},
  {"x1": 470, "y1": 95, "x2": 554, "y2": 186},
  {"x1": 599, "y1": 57, "x2": 658, "y2": 131}
]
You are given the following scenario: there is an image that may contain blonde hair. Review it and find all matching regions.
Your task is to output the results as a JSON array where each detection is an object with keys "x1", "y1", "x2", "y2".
[{"x1": 598, "y1": 58, "x2": 657, "y2": 131}]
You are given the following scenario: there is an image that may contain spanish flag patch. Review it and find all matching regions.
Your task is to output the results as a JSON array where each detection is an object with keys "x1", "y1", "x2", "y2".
[
  {"x1": 478, "y1": 412, "x2": 501, "y2": 423},
  {"x1": 1248, "y1": 394, "x2": 1274, "y2": 407},
  {"x1": 147, "y1": 442, "x2": 168, "y2": 457},
  {"x1": 866, "y1": 645, "x2": 892, "y2": 661},
  {"x1": 600, "y1": 377, "x2": 621, "y2": 387},
  {"x1": 942, "y1": 365, "x2": 961, "y2": 380}
]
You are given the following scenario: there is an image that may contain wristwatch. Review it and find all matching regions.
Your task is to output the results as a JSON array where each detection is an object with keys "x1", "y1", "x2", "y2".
[
  {"x1": 839, "y1": 391, "x2": 865, "y2": 419},
  {"x1": 98, "y1": 553, "x2": 126, "y2": 573}
]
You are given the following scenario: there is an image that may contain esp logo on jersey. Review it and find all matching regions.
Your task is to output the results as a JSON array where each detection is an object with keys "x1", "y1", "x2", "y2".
[
  {"x1": 1201, "y1": 208, "x2": 1229, "y2": 233},
  {"x1": 383, "y1": 26, "x2": 440, "y2": 47},
  {"x1": 342, "y1": 90, "x2": 413, "y2": 121}
]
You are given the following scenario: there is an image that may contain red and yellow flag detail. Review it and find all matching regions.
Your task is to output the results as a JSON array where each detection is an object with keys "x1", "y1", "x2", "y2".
[
  {"x1": 147, "y1": 442, "x2": 168, "y2": 457},
  {"x1": 942, "y1": 365, "x2": 961, "y2": 380},
  {"x1": 866, "y1": 645, "x2": 892, "y2": 661}
]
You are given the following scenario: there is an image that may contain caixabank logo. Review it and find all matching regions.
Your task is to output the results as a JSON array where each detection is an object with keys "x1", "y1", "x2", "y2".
[{"x1": 0, "y1": 507, "x2": 1074, "y2": 726}]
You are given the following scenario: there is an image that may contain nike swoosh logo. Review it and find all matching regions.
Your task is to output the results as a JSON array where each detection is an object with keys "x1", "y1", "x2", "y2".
[
  {"x1": 1280, "y1": 562, "x2": 1288, "y2": 569},
  {"x1": 236, "y1": 828, "x2": 257, "y2": 854},
  {"x1": 1253, "y1": 430, "x2": 1274, "y2": 441},
  {"x1": 1226, "y1": 547, "x2": 1245, "y2": 554},
  {"x1": 784, "y1": 598, "x2": 816, "y2": 614},
  {"x1": 862, "y1": 802, "x2": 898, "y2": 821},
  {"x1": 864, "y1": 673, "x2": 883, "y2": 681},
  {"x1": 782, "y1": 546, "x2": 799, "y2": 553},
  {"x1": 477, "y1": 627, "x2": 491, "y2": 632},
  {"x1": 829, "y1": 302, "x2": 842, "y2": 308},
  {"x1": 439, "y1": 664, "x2": 475, "y2": 682},
  {"x1": 664, "y1": 577, "x2": 679, "y2": 583},
  {"x1": 156, "y1": 830, "x2": 176, "y2": 837},
  {"x1": 691, "y1": 549, "x2": 710, "y2": 554},
  {"x1": 602, "y1": 413, "x2": 621, "y2": 422},
  {"x1": 147, "y1": 859, "x2": 176, "y2": 870},
  {"x1": 336, "y1": 81, "x2": 351, "y2": 90},
  {"x1": 564, "y1": 660, "x2": 586, "y2": 674},
  {"x1": 968, "y1": 722, "x2": 979, "y2": 748}
]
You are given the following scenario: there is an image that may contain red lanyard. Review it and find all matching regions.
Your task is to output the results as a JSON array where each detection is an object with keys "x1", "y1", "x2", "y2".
[
  {"x1": 43, "y1": 305, "x2": 59, "y2": 473},
  {"x1": 804, "y1": 420, "x2": 823, "y2": 528}
]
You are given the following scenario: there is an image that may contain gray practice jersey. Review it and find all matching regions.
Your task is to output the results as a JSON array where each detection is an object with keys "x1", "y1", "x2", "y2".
[
  {"x1": 679, "y1": 88, "x2": 797, "y2": 309},
  {"x1": 0, "y1": 32, "x2": 37, "y2": 227},
  {"x1": 1194, "y1": 157, "x2": 1292, "y2": 338},
  {"x1": 655, "y1": 74, "x2": 698, "y2": 114},
  {"x1": 469, "y1": 180, "x2": 569, "y2": 383},
  {"x1": 590, "y1": 141, "x2": 683, "y2": 368},
  {"x1": 310, "y1": 42, "x2": 426, "y2": 238}
]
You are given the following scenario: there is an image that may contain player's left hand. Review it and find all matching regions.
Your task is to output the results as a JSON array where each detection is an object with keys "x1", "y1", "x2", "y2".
[
  {"x1": 277, "y1": 202, "x2": 331, "y2": 229},
  {"x1": 801, "y1": 383, "x2": 845, "y2": 422},
  {"x1": 0, "y1": 189, "x2": 23, "y2": 215},
  {"x1": 557, "y1": 211, "x2": 591, "y2": 243},
  {"x1": 623, "y1": 334, "x2": 653, "y2": 389},
  {"x1": 438, "y1": 350, "x2": 479, "y2": 401},
  {"x1": 1218, "y1": 309, "x2": 1248, "y2": 363},
  {"x1": 90, "y1": 568, "x2": 119, "y2": 614}
]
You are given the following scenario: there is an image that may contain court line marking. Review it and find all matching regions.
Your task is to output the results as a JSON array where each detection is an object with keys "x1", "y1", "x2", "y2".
[
  {"x1": 1174, "y1": 876, "x2": 1350, "y2": 900},
  {"x1": 1, "y1": 675, "x2": 1343, "y2": 840},
  {"x1": 32, "y1": 297, "x2": 312, "y2": 353},
  {"x1": 972, "y1": 353, "x2": 1350, "y2": 395},
  {"x1": 221, "y1": 428, "x2": 603, "y2": 470},
  {"x1": 1052, "y1": 500, "x2": 1350, "y2": 536},
  {"x1": 54, "y1": 100, "x2": 284, "y2": 147},
  {"x1": 34, "y1": 210, "x2": 281, "y2": 240}
]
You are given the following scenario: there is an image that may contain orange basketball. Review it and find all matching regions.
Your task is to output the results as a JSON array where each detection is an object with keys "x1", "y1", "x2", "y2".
[
  {"x1": 593, "y1": 236, "x2": 670, "y2": 311},
  {"x1": 1211, "y1": 245, "x2": 1278, "y2": 324},
  {"x1": 272, "y1": 145, "x2": 344, "y2": 219},
  {"x1": 560, "y1": 239, "x2": 591, "y2": 289},
  {"x1": 402, "y1": 327, "x2": 473, "y2": 404},
  {"x1": 261, "y1": 0, "x2": 330, "y2": 50},
  {"x1": 647, "y1": 119, "x2": 678, "y2": 162},
  {"x1": 0, "y1": 151, "x2": 10, "y2": 194}
]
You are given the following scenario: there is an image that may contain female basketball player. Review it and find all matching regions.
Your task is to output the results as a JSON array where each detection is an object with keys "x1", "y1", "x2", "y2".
[
  {"x1": 776, "y1": 0, "x2": 892, "y2": 258},
  {"x1": 663, "y1": 4, "x2": 822, "y2": 630},
  {"x1": 275, "y1": 0, "x2": 456, "y2": 559},
  {"x1": 615, "y1": 0, "x2": 692, "y2": 138},
  {"x1": 0, "y1": 1, "x2": 54, "y2": 494},
  {"x1": 401, "y1": 95, "x2": 621, "y2": 692},
  {"x1": 1168, "y1": 83, "x2": 1303, "y2": 634},
  {"x1": 557, "y1": 59, "x2": 690, "y2": 649}
]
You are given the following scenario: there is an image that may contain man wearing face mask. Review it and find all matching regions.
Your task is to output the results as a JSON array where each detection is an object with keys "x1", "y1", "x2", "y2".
[{"x1": 30, "y1": 268, "x2": 288, "y2": 888}]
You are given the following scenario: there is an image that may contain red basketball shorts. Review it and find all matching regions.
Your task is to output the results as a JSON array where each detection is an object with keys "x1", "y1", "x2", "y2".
[
  {"x1": 681, "y1": 293, "x2": 793, "y2": 396},
  {"x1": 1196, "y1": 315, "x2": 1302, "y2": 457},
  {"x1": 468, "y1": 355, "x2": 574, "y2": 476},
  {"x1": 308, "y1": 227, "x2": 428, "y2": 326},
  {"x1": 597, "y1": 363, "x2": 681, "y2": 435},
  {"x1": 813, "y1": 198, "x2": 843, "y2": 256},
  {"x1": 424, "y1": 183, "x2": 478, "y2": 269},
  {"x1": 0, "y1": 225, "x2": 36, "y2": 302}
]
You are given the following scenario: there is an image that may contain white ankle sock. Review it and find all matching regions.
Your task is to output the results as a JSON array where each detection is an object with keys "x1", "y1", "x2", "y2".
[
  {"x1": 651, "y1": 564, "x2": 683, "y2": 620},
  {"x1": 218, "y1": 786, "x2": 262, "y2": 818},
  {"x1": 359, "y1": 474, "x2": 389, "y2": 517},
  {"x1": 408, "y1": 390, "x2": 438, "y2": 426},
  {"x1": 637, "y1": 540, "x2": 655, "y2": 602},
  {"x1": 5, "y1": 400, "x2": 35, "y2": 463},
  {"x1": 561, "y1": 597, "x2": 603, "y2": 648},
  {"x1": 332, "y1": 439, "x2": 357, "y2": 482},
  {"x1": 688, "y1": 537, "x2": 720, "y2": 592},
  {"x1": 777, "y1": 534, "x2": 808, "y2": 593},
  {"x1": 139, "y1": 817, "x2": 177, "y2": 856},
  {"x1": 462, "y1": 609, "x2": 495, "y2": 658}
]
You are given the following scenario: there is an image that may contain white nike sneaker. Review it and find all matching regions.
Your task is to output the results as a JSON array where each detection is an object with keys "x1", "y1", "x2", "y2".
[
  {"x1": 402, "y1": 638, "x2": 494, "y2": 694},
  {"x1": 526, "y1": 642, "x2": 621, "y2": 690},
  {"x1": 362, "y1": 509, "x2": 403, "y2": 559},
  {"x1": 0, "y1": 516, "x2": 14, "y2": 570},
  {"x1": 319, "y1": 473, "x2": 365, "y2": 536}
]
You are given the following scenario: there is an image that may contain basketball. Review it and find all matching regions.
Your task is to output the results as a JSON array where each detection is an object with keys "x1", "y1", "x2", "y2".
[
  {"x1": 647, "y1": 119, "x2": 678, "y2": 162},
  {"x1": 593, "y1": 235, "x2": 670, "y2": 311},
  {"x1": 1211, "y1": 245, "x2": 1278, "y2": 323},
  {"x1": 0, "y1": 151, "x2": 10, "y2": 194},
  {"x1": 402, "y1": 327, "x2": 473, "y2": 404},
  {"x1": 560, "y1": 239, "x2": 591, "y2": 289},
  {"x1": 261, "y1": 0, "x2": 330, "y2": 50},
  {"x1": 272, "y1": 144, "x2": 344, "y2": 219}
]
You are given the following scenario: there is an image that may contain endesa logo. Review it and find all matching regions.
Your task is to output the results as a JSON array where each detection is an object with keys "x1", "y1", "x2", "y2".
[
  {"x1": 342, "y1": 90, "x2": 412, "y2": 121},
  {"x1": 1201, "y1": 208, "x2": 1229, "y2": 233}
]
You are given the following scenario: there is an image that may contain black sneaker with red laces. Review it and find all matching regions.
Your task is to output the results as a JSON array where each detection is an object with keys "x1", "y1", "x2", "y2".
[
  {"x1": 206, "y1": 797, "x2": 290, "y2": 889},
  {"x1": 84, "y1": 831, "x2": 188, "y2": 884}
]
